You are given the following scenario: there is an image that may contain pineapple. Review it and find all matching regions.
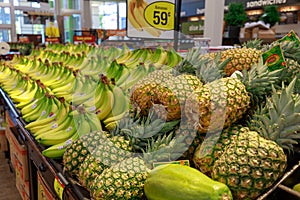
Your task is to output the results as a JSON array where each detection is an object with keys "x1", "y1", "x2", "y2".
[
  {"x1": 202, "y1": 47, "x2": 262, "y2": 76},
  {"x1": 185, "y1": 60, "x2": 280, "y2": 134},
  {"x1": 63, "y1": 131, "x2": 107, "y2": 175},
  {"x1": 211, "y1": 78, "x2": 300, "y2": 199},
  {"x1": 89, "y1": 157, "x2": 150, "y2": 200},
  {"x1": 193, "y1": 125, "x2": 243, "y2": 175},
  {"x1": 78, "y1": 135, "x2": 132, "y2": 188},
  {"x1": 131, "y1": 47, "x2": 225, "y2": 122},
  {"x1": 153, "y1": 74, "x2": 202, "y2": 121},
  {"x1": 130, "y1": 69, "x2": 173, "y2": 116},
  {"x1": 185, "y1": 76, "x2": 250, "y2": 133},
  {"x1": 63, "y1": 131, "x2": 132, "y2": 181}
]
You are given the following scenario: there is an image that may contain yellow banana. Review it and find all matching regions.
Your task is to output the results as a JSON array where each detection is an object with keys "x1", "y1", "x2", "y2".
[
  {"x1": 96, "y1": 85, "x2": 115, "y2": 121},
  {"x1": 37, "y1": 120, "x2": 77, "y2": 146},
  {"x1": 104, "y1": 86, "x2": 128, "y2": 122},
  {"x1": 42, "y1": 133, "x2": 80, "y2": 159}
]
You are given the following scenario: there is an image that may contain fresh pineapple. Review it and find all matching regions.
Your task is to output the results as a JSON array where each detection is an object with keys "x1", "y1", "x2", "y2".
[
  {"x1": 78, "y1": 135, "x2": 132, "y2": 188},
  {"x1": 130, "y1": 69, "x2": 173, "y2": 116},
  {"x1": 185, "y1": 60, "x2": 280, "y2": 134},
  {"x1": 89, "y1": 157, "x2": 150, "y2": 200},
  {"x1": 63, "y1": 131, "x2": 132, "y2": 181},
  {"x1": 211, "y1": 78, "x2": 300, "y2": 199},
  {"x1": 193, "y1": 125, "x2": 243, "y2": 175},
  {"x1": 185, "y1": 76, "x2": 250, "y2": 133},
  {"x1": 63, "y1": 131, "x2": 106, "y2": 175},
  {"x1": 202, "y1": 47, "x2": 262, "y2": 76},
  {"x1": 131, "y1": 47, "x2": 225, "y2": 122},
  {"x1": 153, "y1": 74, "x2": 203, "y2": 121}
]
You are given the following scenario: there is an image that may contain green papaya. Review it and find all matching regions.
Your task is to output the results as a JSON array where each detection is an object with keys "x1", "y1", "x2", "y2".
[{"x1": 144, "y1": 164, "x2": 232, "y2": 200}]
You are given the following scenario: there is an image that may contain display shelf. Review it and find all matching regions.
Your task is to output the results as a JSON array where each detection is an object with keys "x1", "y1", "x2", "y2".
[
  {"x1": 2, "y1": 88, "x2": 300, "y2": 200},
  {"x1": 0, "y1": 88, "x2": 89, "y2": 200},
  {"x1": 16, "y1": 118, "x2": 89, "y2": 200}
]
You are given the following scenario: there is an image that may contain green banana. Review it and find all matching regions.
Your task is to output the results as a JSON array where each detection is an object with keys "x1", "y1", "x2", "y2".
[{"x1": 85, "y1": 112, "x2": 102, "y2": 132}]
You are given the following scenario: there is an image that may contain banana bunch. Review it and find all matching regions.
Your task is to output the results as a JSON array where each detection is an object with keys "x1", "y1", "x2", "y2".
[
  {"x1": 166, "y1": 47, "x2": 183, "y2": 68},
  {"x1": 71, "y1": 75, "x2": 98, "y2": 106},
  {"x1": 39, "y1": 105, "x2": 102, "y2": 159},
  {"x1": 128, "y1": 0, "x2": 161, "y2": 37},
  {"x1": 102, "y1": 85, "x2": 130, "y2": 131}
]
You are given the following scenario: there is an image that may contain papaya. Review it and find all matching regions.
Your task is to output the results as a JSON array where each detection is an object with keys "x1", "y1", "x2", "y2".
[{"x1": 144, "y1": 164, "x2": 232, "y2": 200}]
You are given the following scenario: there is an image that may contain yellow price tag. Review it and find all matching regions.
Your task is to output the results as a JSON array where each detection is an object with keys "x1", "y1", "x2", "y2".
[
  {"x1": 144, "y1": 1, "x2": 175, "y2": 30},
  {"x1": 54, "y1": 176, "x2": 64, "y2": 200}
]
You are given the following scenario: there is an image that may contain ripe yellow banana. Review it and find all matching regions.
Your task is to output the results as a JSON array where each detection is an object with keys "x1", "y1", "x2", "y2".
[
  {"x1": 42, "y1": 133, "x2": 80, "y2": 159},
  {"x1": 37, "y1": 120, "x2": 77, "y2": 146},
  {"x1": 96, "y1": 85, "x2": 115, "y2": 121},
  {"x1": 103, "y1": 87, "x2": 129, "y2": 125}
]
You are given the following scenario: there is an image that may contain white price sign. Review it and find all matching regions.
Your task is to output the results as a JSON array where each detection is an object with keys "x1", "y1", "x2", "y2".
[{"x1": 127, "y1": 0, "x2": 175, "y2": 39}]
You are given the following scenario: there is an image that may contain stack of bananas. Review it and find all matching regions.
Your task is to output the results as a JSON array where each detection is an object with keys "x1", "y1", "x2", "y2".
[{"x1": 0, "y1": 43, "x2": 182, "y2": 158}]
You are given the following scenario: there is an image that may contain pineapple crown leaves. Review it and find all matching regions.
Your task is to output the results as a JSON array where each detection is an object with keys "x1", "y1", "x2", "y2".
[
  {"x1": 248, "y1": 78, "x2": 300, "y2": 153},
  {"x1": 238, "y1": 59, "x2": 283, "y2": 104},
  {"x1": 109, "y1": 110, "x2": 179, "y2": 152},
  {"x1": 141, "y1": 130, "x2": 191, "y2": 167},
  {"x1": 172, "y1": 47, "x2": 228, "y2": 83},
  {"x1": 242, "y1": 39, "x2": 264, "y2": 50}
]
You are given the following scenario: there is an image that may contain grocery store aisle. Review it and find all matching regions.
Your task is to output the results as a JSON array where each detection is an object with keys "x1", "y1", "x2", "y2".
[{"x1": 0, "y1": 152, "x2": 22, "y2": 200}]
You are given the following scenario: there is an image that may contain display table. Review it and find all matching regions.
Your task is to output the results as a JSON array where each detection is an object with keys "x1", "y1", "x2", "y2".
[{"x1": 1, "y1": 88, "x2": 300, "y2": 200}]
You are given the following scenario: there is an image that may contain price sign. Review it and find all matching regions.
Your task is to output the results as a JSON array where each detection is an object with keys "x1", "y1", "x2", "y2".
[
  {"x1": 127, "y1": 0, "x2": 175, "y2": 39},
  {"x1": 144, "y1": 1, "x2": 175, "y2": 30},
  {"x1": 54, "y1": 175, "x2": 65, "y2": 199}
]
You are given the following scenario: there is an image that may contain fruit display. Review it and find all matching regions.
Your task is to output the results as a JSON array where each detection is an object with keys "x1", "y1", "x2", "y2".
[{"x1": 1, "y1": 31, "x2": 300, "y2": 200}]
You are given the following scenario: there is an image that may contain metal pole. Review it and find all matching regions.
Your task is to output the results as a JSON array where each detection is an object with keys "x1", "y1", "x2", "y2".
[{"x1": 173, "y1": 0, "x2": 181, "y2": 51}]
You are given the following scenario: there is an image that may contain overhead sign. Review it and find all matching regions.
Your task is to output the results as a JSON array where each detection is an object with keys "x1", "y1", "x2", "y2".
[
  {"x1": 127, "y1": 0, "x2": 175, "y2": 39},
  {"x1": 246, "y1": 0, "x2": 287, "y2": 8},
  {"x1": 181, "y1": 21, "x2": 204, "y2": 35}
]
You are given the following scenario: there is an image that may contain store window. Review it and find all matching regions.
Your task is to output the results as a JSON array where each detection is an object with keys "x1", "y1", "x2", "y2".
[
  {"x1": 91, "y1": 1, "x2": 125, "y2": 30},
  {"x1": 15, "y1": 10, "x2": 45, "y2": 38},
  {"x1": 0, "y1": 29, "x2": 11, "y2": 42},
  {"x1": 64, "y1": 14, "x2": 81, "y2": 43},
  {"x1": 0, "y1": 7, "x2": 11, "y2": 24},
  {"x1": 0, "y1": 0, "x2": 9, "y2": 3},
  {"x1": 61, "y1": 0, "x2": 80, "y2": 10}
]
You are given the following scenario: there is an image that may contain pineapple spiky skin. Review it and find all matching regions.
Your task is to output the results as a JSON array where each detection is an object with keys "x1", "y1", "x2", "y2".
[
  {"x1": 185, "y1": 77, "x2": 250, "y2": 134},
  {"x1": 204, "y1": 47, "x2": 262, "y2": 76},
  {"x1": 211, "y1": 78, "x2": 300, "y2": 200},
  {"x1": 90, "y1": 157, "x2": 150, "y2": 200},
  {"x1": 78, "y1": 135, "x2": 132, "y2": 188},
  {"x1": 285, "y1": 58, "x2": 300, "y2": 80},
  {"x1": 211, "y1": 130, "x2": 287, "y2": 200},
  {"x1": 193, "y1": 125, "x2": 243, "y2": 176},
  {"x1": 63, "y1": 131, "x2": 108, "y2": 175},
  {"x1": 154, "y1": 74, "x2": 203, "y2": 121},
  {"x1": 130, "y1": 69, "x2": 173, "y2": 115}
]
